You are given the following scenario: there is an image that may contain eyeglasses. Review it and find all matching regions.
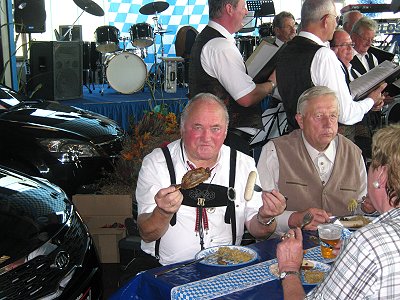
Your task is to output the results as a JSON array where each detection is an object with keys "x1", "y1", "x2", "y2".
[
  {"x1": 332, "y1": 42, "x2": 355, "y2": 48},
  {"x1": 320, "y1": 13, "x2": 340, "y2": 24},
  {"x1": 355, "y1": 32, "x2": 376, "y2": 45}
]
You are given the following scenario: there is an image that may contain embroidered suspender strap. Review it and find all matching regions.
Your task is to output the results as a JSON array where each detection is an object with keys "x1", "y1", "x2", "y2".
[{"x1": 224, "y1": 148, "x2": 237, "y2": 245}]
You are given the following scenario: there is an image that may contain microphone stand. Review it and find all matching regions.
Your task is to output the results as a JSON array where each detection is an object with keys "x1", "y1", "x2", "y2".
[{"x1": 59, "y1": 10, "x2": 85, "y2": 41}]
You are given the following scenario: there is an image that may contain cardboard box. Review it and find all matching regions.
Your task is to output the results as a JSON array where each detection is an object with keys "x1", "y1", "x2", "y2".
[{"x1": 72, "y1": 194, "x2": 132, "y2": 263}]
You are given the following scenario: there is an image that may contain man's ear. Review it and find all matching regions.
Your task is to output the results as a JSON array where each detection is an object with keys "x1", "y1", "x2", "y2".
[
  {"x1": 295, "y1": 113, "x2": 303, "y2": 129},
  {"x1": 225, "y1": 3, "x2": 234, "y2": 16}
]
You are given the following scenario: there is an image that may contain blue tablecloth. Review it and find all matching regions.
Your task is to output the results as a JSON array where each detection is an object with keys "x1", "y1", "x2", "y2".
[{"x1": 110, "y1": 231, "x2": 335, "y2": 300}]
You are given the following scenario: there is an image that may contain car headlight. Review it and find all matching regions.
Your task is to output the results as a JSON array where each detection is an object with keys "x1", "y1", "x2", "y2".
[{"x1": 39, "y1": 139, "x2": 100, "y2": 163}]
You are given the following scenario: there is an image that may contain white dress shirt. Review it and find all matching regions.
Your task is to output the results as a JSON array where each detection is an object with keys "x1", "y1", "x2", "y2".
[
  {"x1": 200, "y1": 21, "x2": 256, "y2": 101},
  {"x1": 299, "y1": 31, "x2": 374, "y2": 125},
  {"x1": 137, "y1": 140, "x2": 263, "y2": 265}
]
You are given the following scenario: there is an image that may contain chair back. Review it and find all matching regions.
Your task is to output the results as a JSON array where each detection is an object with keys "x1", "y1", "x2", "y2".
[{"x1": 175, "y1": 26, "x2": 199, "y2": 58}]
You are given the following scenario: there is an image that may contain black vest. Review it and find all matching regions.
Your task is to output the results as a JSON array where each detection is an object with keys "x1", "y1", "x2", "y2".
[
  {"x1": 189, "y1": 26, "x2": 262, "y2": 128},
  {"x1": 276, "y1": 36, "x2": 323, "y2": 131},
  {"x1": 350, "y1": 50, "x2": 377, "y2": 79}
]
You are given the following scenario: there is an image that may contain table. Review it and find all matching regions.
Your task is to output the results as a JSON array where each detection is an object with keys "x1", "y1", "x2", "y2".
[{"x1": 110, "y1": 231, "x2": 331, "y2": 300}]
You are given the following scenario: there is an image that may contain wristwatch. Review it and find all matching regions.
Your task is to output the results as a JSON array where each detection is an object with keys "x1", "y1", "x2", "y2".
[
  {"x1": 279, "y1": 271, "x2": 300, "y2": 280},
  {"x1": 256, "y1": 213, "x2": 275, "y2": 226}
]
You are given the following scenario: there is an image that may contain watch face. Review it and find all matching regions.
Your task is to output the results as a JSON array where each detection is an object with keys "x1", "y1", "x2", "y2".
[{"x1": 279, "y1": 271, "x2": 299, "y2": 279}]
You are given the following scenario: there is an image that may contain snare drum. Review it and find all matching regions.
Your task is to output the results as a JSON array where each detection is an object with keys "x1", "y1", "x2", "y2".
[
  {"x1": 130, "y1": 23, "x2": 154, "y2": 48},
  {"x1": 105, "y1": 51, "x2": 147, "y2": 94},
  {"x1": 382, "y1": 99, "x2": 400, "y2": 125},
  {"x1": 95, "y1": 25, "x2": 120, "y2": 53}
]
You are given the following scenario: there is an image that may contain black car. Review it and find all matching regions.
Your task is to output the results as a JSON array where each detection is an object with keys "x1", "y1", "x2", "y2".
[
  {"x1": 0, "y1": 166, "x2": 102, "y2": 299},
  {"x1": 0, "y1": 84, "x2": 124, "y2": 195}
]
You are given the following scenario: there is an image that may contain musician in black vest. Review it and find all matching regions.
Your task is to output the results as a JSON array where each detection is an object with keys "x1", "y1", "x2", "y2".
[
  {"x1": 330, "y1": 29, "x2": 356, "y2": 140},
  {"x1": 276, "y1": 0, "x2": 385, "y2": 133},
  {"x1": 188, "y1": 0, "x2": 276, "y2": 155},
  {"x1": 350, "y1": 17, "x2": 382, "y2": 159},
  {"x1": 272, "y1": 11, "x2": 296, "y2": 48},
  {"x1": 350, "y1": 17, "x2": 379, "y2": 79},
  {"x1": 132, "y1": 93, "x2": 286, "y2": 275}
]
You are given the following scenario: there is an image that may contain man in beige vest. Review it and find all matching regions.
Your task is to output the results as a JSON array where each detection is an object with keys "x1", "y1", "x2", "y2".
[{"x1": 257, "y1": 86, "x2": 369, "y2": 235}]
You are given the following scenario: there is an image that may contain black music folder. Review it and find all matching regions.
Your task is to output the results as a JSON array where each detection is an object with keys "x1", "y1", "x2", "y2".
[
  {"x1": 245, "y1": 40, "x2": 285, "y2": 83},
  {"x1": 349, "y1": 60, "x2": 400, "y2": 100}
]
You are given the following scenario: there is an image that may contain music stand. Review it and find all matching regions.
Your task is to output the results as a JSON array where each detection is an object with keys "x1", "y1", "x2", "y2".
[
  {"x1": 246, "y1": 0, "x2": 275, "y2": 30},
  {"x1": 247, "y1": 0, "x2": 275, "y2": 17},
  {"x1": 234, "y1": 103, "x2": 287, "y2": 153}
]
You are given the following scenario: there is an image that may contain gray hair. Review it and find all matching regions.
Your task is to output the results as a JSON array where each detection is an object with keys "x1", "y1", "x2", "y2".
[
  {"x1": 301, "y1": 0, "x2": 335, "y2": 27},
  {"x1": 330, "y1": 28, "x2": 347, "y2": 47},
  {"x1": 273, "y1": 11, "x2": 295, "y2": 29},
  {"x1": 180, "y1": 93, "x2": 229, "y2": 129},
  {"x1": 342, "y1": 10, "x2": 362, "y2": 26},
  {"x1": 297, "y1": 86, "x2": 339, "y2": 115},
  {"x1": 351, "y1": 16, "x2": 378, "y2": 35},
  {"x1": 208, "y1": 0, "x2": 239, "y2": 19}
]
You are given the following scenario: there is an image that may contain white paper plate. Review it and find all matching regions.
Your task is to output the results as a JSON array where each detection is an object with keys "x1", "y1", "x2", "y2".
[
  {"x1": 269, "y1": 260, "x2": 331, "y2": 285},
  {"x1": 195, "y1": 245, "x2": 258, "y2": 267}
]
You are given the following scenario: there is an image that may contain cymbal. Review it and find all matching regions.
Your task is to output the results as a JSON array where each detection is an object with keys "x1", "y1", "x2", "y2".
[
  {"x1": 238, "y1": 27, "x2": 255, "y2": 33},
  {"x1": 154, "y1": 29, "x2": 172, "y2": 34},
  {"x1": 73, "y1": 0, "x2": 104, "y2": 16},
  {"x1": 139, "y1": 1, "x2": 169, "y2": 15}
]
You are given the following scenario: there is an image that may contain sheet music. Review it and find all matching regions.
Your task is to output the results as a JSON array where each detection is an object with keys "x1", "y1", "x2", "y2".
[
  {"x1": 349, "y1": 60, "x2": 400, "y2": 100},
  {"x1": 245, "y1": 40, "x2": 279, "y2": 79}
]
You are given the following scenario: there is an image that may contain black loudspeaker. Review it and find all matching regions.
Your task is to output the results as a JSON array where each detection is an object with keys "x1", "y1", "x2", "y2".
[
  {"x1": 14, "y1": 0, "x2": 46, "y2": 33},
  {"x1": 29, "y1": 41, "x2": 83, "y2": 100}
]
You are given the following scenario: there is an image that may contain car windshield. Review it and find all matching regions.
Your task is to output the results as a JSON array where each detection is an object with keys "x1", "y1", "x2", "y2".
[{"x1": 0, "y1": 85, "x2": 28, "y2": 110}]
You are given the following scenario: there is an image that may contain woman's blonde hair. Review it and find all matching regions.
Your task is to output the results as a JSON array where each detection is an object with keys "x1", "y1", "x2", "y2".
[{"x1": 371, "y1": 124, "x2": 400, "y2": 207}]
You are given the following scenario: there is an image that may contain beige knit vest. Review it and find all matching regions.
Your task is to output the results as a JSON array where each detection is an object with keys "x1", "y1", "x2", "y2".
[{"x1": 274, "y1": 130, "x2": 363, "y2": 216}]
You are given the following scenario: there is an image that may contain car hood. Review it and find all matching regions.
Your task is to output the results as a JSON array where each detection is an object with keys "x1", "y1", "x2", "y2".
[
  {"x1": 0, "y1": 166, "x2": 71, "y2": 268},
  {"x1": 1, "y1": 101, "x2": 124, "y2": 139}
]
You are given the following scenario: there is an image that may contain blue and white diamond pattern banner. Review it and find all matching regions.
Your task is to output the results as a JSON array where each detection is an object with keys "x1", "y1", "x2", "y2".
[{"x1": 107, "y1": 0, "x2": 209, "y2": 70}]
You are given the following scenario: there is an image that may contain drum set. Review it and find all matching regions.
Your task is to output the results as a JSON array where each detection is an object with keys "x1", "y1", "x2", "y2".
[{"x1": 87, "y1": 1, "x2": 170, "y2": 95}]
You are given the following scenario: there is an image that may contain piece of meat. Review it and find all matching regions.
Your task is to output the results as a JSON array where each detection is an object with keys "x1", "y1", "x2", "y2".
[{"x1": 175, "y1": 167, "x2": 211, "y2": 190}]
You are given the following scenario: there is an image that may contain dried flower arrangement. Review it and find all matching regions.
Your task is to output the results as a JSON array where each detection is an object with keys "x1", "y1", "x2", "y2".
[{"x1": 97, "y1": 104, "x2": 180, "y2": 195}]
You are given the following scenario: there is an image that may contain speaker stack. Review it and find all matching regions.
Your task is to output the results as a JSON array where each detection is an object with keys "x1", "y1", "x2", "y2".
[
  {"x1": 14, "y1": 0, "x2": 46, "y2": 33},
  {"x1": 28, "y1": 41, "x2": 83, "y2": 100}
]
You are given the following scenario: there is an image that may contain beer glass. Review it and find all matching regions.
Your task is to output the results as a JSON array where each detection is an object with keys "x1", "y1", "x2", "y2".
[{"x1": 317, "y1": 224, "x2": 342, "y2": 259}]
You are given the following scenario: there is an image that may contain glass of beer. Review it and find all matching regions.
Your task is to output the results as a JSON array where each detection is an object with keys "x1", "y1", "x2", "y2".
[{"x1": 317, "y1": 224, "x2": 342, "y2": 259}]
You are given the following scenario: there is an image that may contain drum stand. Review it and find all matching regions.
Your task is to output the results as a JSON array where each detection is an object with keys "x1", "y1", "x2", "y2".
[
  {"x1": 99, "y1": 53, "x2": 111, "y2": 96},
  {"x1": 148, "y1": 15, "x2": 167, "y2": 93}
]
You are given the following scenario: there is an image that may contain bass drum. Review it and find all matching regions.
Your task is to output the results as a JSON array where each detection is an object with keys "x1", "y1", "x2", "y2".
[
  {"x1": 105, "y1": 52, "x2": 147, "y2": 94},
  {"x1": 382, "y1": 99, "x2": 400, "y2": 125}
]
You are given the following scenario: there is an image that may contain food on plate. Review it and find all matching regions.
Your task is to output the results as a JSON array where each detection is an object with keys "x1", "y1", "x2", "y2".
[
  {"x1": 304, "y1": 270, "x2": 325, "y2": 284},
  {"x1": 175, "y1": 167, "x2": 211, "y2": 190},
  {"x1": 340, "y1": 215, "x2": 372, "y2": 228},
  {"x1": 301, "y1": 260, "x2": 314, "y2": 270},
  {"x1": 347, "y1": 198, "x2": 359, "y2": 212},
  {"x1": 216, "y1": 246, "x2": 254, "y2": 264},
  {"x1": 269, "y1": 260, "x2": 328, "y2": 284}
]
